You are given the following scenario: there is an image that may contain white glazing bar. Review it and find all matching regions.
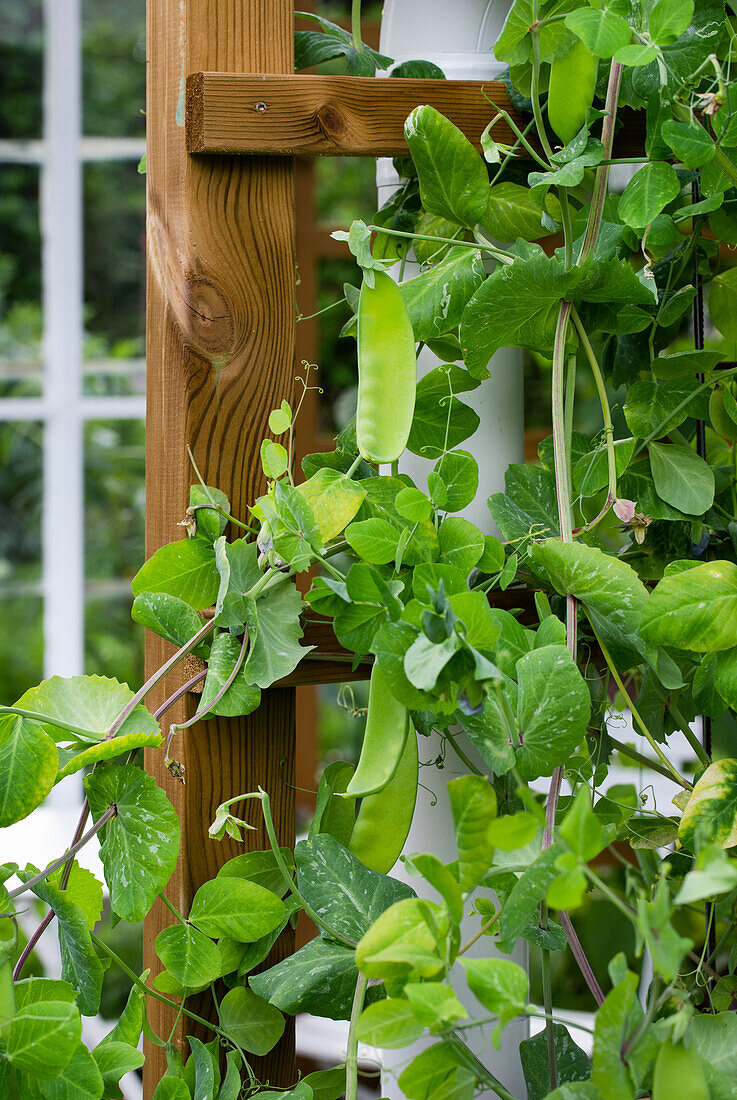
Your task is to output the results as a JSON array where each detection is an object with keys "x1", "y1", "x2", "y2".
[{"x1": 42, "y1": 0, "x2": 85, "y2": 679}]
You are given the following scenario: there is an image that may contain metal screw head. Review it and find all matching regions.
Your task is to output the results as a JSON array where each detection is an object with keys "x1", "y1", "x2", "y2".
[{"x1": 255, "y1": 101, "x2": 268, "y2": 113}]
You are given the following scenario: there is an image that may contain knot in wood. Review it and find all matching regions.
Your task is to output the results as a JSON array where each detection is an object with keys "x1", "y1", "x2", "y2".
[
  {"x1": 182, "y1": 273, "x2": 234, "y2": 358},
  {"x1": 315, "y1": 101, "x2": 346, "y2": 142}
]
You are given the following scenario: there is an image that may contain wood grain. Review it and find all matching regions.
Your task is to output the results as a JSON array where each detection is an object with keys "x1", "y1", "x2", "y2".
[
  {"x1": 144, "y1": 0, "x2": 296, "y2": 1092},
  {"x1": 187, "y1": 72, "x2": 646, "y2": 159},
  {"x1": 187, "y1": 73, "x2": 518, "y2": 157}
]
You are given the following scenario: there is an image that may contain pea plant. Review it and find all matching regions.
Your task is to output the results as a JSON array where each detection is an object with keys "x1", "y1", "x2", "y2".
[{"x1": 5, "y1": 1, "x2": 737, "y2": 1098}]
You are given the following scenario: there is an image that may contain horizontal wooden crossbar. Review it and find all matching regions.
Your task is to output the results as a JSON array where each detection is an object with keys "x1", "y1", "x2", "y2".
[
  {"x1": 186, "y1": 72, "x2": 645, "y2": 159},
  {"x1": 186, "y1": 73, "x2": 520, "y2": 156}
]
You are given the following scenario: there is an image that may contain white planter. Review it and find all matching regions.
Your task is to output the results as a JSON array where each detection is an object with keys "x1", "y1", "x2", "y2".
[{"x1": 374, "y1": 3, "x2": 528, "y2": 1097}]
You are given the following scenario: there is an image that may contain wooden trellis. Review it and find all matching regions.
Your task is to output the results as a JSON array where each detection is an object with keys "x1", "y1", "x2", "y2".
[{"x1": 144, "y1": 2, "x2": 630, "y2": 1093}]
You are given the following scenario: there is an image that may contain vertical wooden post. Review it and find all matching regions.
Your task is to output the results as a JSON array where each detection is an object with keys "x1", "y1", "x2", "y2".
[{"x1": 144, "y1": 0, "x2": 296, "y2": 1093}]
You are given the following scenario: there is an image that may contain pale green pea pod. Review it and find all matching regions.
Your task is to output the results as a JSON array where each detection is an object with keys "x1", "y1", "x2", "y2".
[
  {"x1": 348, "y1": 724, "x2": 418, "y2": 874},
  {"x1": 0, "y1": 960, "x2": 15, "y2": 1028},
  {"x1": 345, "y1": 664, "x2": 410, "y2": 798},
  {"x1": 547, "y1": 38, "x2": 598, "y2": 146},
  {"x1": 356, "y1": 269, "x2": 417, "y2": 465}
]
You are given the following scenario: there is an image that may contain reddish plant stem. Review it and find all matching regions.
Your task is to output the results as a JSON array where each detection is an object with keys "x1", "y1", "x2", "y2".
[
  {"x1": 579, "y1": 62, "x2": 624, "y2": 263},
  {"x1": 106, "y1": 617, "x2": 216, "y2": 739},
  {"x1": 559, "y1": 910, "x2": 605, "y2": 1006},
  {"x1": 11, "y1": 803, "x2": 118, "y2": 980},
  {"x1": 154, "y1": 668, "x2": 207, "y2": 721}
]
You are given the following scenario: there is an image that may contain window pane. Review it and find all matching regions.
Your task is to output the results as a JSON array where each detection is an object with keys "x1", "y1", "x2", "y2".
[
  {"x1": 85, "y1": 597, "x2": 143, "y2": 689},
  {"x1": 84, "y1": 418, "x2": 145, "y2": 689},
  {"x1": 0, "y1": 164, "x2": 42, "y2": 397},
  {"x1": 83, "y1": 160, "x2": 145, "y2": 359},
  {"x1": 84, "y1": 418, "x2": 144, "y2": 583},
  {"x1": 0, "y1": 421, "x2": 43, "y2": 700},
  {"x1": 82, "y1": 0, "x2": 145, "y2": 138},
  {"x1": 0, "y1": 0, "x2": 43, "y2": 141}
]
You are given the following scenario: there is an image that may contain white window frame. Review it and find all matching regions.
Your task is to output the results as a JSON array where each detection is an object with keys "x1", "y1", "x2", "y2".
[{"x1": 0, "y1": 0, "x2": 146, "y2": 683}]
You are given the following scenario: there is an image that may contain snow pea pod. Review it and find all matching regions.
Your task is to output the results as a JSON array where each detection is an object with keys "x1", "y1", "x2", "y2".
[
  {"x1": 356, "y1": 270, "x2": 417, "y2": 465},
  {"x1": 348, "y1": 724, "x2": 418, "y2": 874},
  {"x1": 345, "y1": 664, "x2": 410, "y2": 798},
  {"x1": 547, "y1": 39, "x2": 598, "y2": 146}
]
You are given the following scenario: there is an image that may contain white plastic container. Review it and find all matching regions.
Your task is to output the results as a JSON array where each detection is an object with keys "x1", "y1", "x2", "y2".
[{"x1": 373, "y1": 3, "x2": 529, "y2": 1097}]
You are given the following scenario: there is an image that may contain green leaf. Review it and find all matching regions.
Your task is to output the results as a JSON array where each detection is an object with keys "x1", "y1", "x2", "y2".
[
  {"x1": 650, "y1": 0, "x2": 694, "y2": 45},
  {"x1": 296, "y1": 469, "x2": 366, "y2": 543},
  {"x1": 396, "y1": 487, "x2": 433, "y2": 524},
  {"x1": 295, "y1": 834, "x2": 415, "y2": 942},
  {"x1": 92, "y1": 1040, "x2": 145, "y2": 1094},
  {"x1": 400, "y1": 247, "x2": 486, "y2": 342},
  {"x1": 624, "y1": 378, "x2": 708, "y2": 440},
  {"x1": 55, "y1": 730, "x2": 163, "y2": 783},
  {"x1": 404, "y1": 105, "x2": 490, "y2": 227},
  {"x1": 217, "y1": 848, "x2": 294, "y2": 896},
  {"x1": 638, "y1": 877, "x2": 692, "y2": 981},
  {"x1": 5, "y1": 1000, "x2": 81, "y2": 1078},
  {"x1": 197, "y1": 633, "x2": 260, "y2": 718},
  {"x1": 433, "y1": 451, "x2": 479, "y2": 512},
  {"x1": 243, "y1": 580, "x2": 312, "y2": 689},
  {"x1": 661, "y1": 120, "x2": 715, "y2": 168},
  {"x1": 132, "y1": 592, "x2": 205, "y2": 651},
  {"x1": 39, "y1": 1042, "x2": 104, "y2": 1100},
  {"x1": 641, "y1": 561, "x2": 737, "y2": 652},
  {"x1": 460, "y1": 253, "x2": 653, "y2": 374},
  {"x1": 675, "y1": 845, "x2": 737, "y2": 904},
  {"x1": 345, "y1": 518, "x2": 400, "y2": 564},
  {"x1": 573, "y1": 438, "x2": 635, "y2": 497},
  {"x1": 250, "y1": 936, "x2": 378, "y2": 1021},
  {"x1": 84, "y1": 764, "x2": 180, "y2": 922},
  {"x1": 482, "y1": 182, "x2": 560, "y2": 240},
  {"x1": 565, "y1": 7, "x2": 632, "y2": 57},
  {"x1": 459, "y1": 695, "x2": 516, "y2": 777},
  {"x1": 499, "y1": 844, "x2": 564, "y2": 949},
  {"x1": 16, "y1": 674, "x2": 158, "y2": 745},
  {"x1": 52, "y1": 864, "x2": 103, "y2": 932},
  {"x1": 438, "y1": 517, "x2": 485, "y2": 573},
  {"x1": 515, "y1": 646, "x2": 591, "y2": 781},
  {"x1": 560, "y1": 786, "x2": 606, "y2": 862},
  {"x1": 188, "y1": 879, "x2": 286, "y2": 942},
  {"x1": 355, "y1": 897, "x2": 448, "y2": 981},
  {"x1": 0, "y1": 716, "x2": 58, "y2": 826},
  {"x1": 294, "y1": 13, "x2": 392, "y2": 75},
  {"x1": 591, "y1": 970, "x2": 640, "y2": 1100},
  {"x1": 355, "y1": 999, "x2": 424, "y2": 1049},
  {"x1": 132, "y1": 539, "x2": 219, "y2": 610},
  {"x1": 189, "y1": 484, "x2": 230, "y2": 542},
  {"x1": 648, "y1": 442, "x2": 714, "y2": 516},
  {"x1": 618, "y1": 162, "x2": 681, "y2": 228},
  {"x1": 687, "y1": 1013, "x2": 737, "y2": 1093},
  {"x1": 152, "y1": 1080, "x2": 191, "y2": 1100},
  {"x1": 680, "y1": 760, "x2": 737, "y2": 850},
  {"x1": 19, "y1": 871, "x2": 104, "y2": 1016},
  {"x1": 300, "y1": 1068, "x2": 346, "y2": 1100},
  {"x1": 447, "y1": 775, "x2": 497, "y2": 891},
  {"x1": 218, "y1": 987, "x2": 284, "y2": 1056},
  {"x1": 460, "y1": 957, "x2": 528, "y2": 1014},
  {"x1": 710, "y1": 267, "x2": 737, "y2": 341},
  {"x1": 404, "y1": 633, "x2": 459, "y2": 692},
  {"x1": 614, "y1": 43, "x2": 659, "y2": 66},
  {"x1": 155, "y1": 924, "x2": 222, "y2": 988},
  {"x1": 521, "y1": 1025, "x2": 591, "y2": 1100},
  {"x1": 397, "y1": 1042, "x2": 476, "y2": 1100},
  {"x1": 268, "y1": 399, "x2": 292, "y2": 436},
  {"x1": 404, "y1": 983, "x2": 468, "y2": 1031},
  {"x1": 487, "y1": 812, "x2": 538, "y2": 850},
  {"x1": 407, "y1": 388, "x2": 480, "y2": 461},
  {"x1": 529, "y1": 539, "x2": 653, "y2": 671}
]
